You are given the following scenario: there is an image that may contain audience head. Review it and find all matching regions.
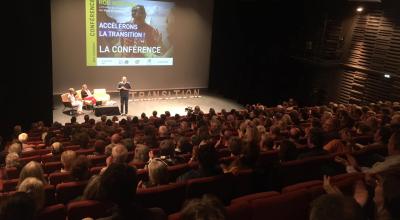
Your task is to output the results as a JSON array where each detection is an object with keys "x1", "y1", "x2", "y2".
[
  {"x1": 99, "y1": 163, "x2": 137, "y2": 206},
  {"x1": 71, "y1": 155, "x2": 91, "y2": 181},
  {"x1": 148, "y1": 159, "x2": 169, "y2": 186},
  {"x1": 5, "y1": 152, "x2": 20, "y2": 168},
  {"x1": 197, "y1": 143, "x2": 219, "y2": 172},
  {"x1": 181, "y1": 194, "x2": 226, "y2": 220},
  {"x1": 152, "y1": 110, "x2": 158, "y2": 117},
  {"x1": 94, "y1": 139, "x2": 106, "y2": 154},
  {"x1": 0, "y1": 192, "x2": 36, "y2": 220},
  {"x1": 17, "y1": 177, "x2": 45, "y2": 211},
  {"x1": 111, "y1": 133, "x2": 121, "y2": 144},
  {"x1": 18, "y1": 133, "x2": 28, "y2": 144},
  {"x1": 133, "y1": 144, "x2": 150, "y2": 163},
  {"x1": 159, "y1": 139, "x2": 175, "y2": 157},
  {"x1": 228, "y1": 136, "x2": 242, "y2": 156},
  {"x1": 18, "y1": 161, "x2": 46, "y2": 185},
  {"x1": 8, "y1": 142, "x2": 22, "y2": 155},
  {"x1": 111, "y1": 144, "x2": 128, "y2": 164},
  {"x1": 51, "y1": 141, "x2": 64, "y2": 155},
  {"x1": 289, "y1": 127, "x2": 301, "y2": 141},
  {"x1": 310, "y1": 194, "x2": 365, "y2": 220},
  {"x1": 61, "y1": 150, "x2": 77, "y2": 172}
]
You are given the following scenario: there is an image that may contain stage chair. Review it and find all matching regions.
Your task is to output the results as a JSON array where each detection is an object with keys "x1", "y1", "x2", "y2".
[
  {"x1": 93, "y1": 89, "x2": 110, "y2": 105},
  {"x1": 60, "y1": 93, "x2": 78, "y2": 115}
]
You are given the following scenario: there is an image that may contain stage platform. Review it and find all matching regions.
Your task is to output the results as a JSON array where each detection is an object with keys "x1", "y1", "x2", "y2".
[{"x1": 52, "y1": 92, "x2": 244, "y2": 124}]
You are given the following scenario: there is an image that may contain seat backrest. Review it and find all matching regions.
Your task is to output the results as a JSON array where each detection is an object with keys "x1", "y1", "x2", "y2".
[
  {"x1": 136, "y1": 183, "x2": 187, "y2": 214},
  {"x1": 49, "y1": 172, "x2": 73, "y2": 185},
  {"x1": 44, "y1": 162, "x2": 63, "y2": 174},
  {"x1": 67, "y1": 200, "x2": 112, "y2": 220},
  {"x1": 56, "y1": 181, "x2": 88, "y2": 204},
  {"x1": 251, "y1": 189, "x2": 310, "y2": 220},
  {"x1": 36, "y1": 204, "x2": 66, "y2": 220},
  {"x1": 186, "y1": 173, "x2": 234, "y2": 205},
  {"x1": 231, "y1": 191, "x2": 280, "y2": 204}
]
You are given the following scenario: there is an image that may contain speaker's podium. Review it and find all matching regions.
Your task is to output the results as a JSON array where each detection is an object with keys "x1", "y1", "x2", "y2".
[{"x1": 94, "y1": 101, "x2": 120, "y2": 116}]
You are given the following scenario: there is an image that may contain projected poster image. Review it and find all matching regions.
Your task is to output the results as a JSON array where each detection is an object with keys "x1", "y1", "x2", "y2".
[{"x1": 86, "y1": 0, "x2": 175, "y2": 66}]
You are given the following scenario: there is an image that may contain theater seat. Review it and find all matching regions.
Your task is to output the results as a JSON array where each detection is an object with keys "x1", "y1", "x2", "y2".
[
  {"x1": 186, "y1": 174, "x2": 234, "y2": 205},
  {"x1": 49, "y1": 172, "x2": 73, "y2": 185},
  {"x1": 36, "y1": 204, "x2": 66, "y2": 220},
  {"x1": 67, "y1": 200, "x2": 112, "y2": 220},
  {"x1": 4, "y1": 167, "x2": 20, "y2": 179},
  {"x1": 43, "y1": 162, "x2": 63, "y2": 174},
  {"x1": 251, "y1": 189, "x2": 310, "y2": 220},
  {"x1": 56, "y1": 181, "x2": 87, "y2": 204},
  {"x1": 282, "y1": 180, "x2": 323, "y2": 193},
  {"x1": 231, "y1": 191, "x2": 280, "y2": 204},
  {"x1": 136, "y1": 183, "x2": 186, "y2": 214},
  {"x1": 226, "y1": 201, "x2": 252, "y2": 220}
]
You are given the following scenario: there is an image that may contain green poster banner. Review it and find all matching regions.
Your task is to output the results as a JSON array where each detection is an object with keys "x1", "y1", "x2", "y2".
[{"x1": 86, "y1": 0, "x2": 97, "y2": 66}]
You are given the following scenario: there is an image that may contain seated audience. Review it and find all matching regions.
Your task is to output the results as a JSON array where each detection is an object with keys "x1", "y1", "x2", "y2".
[
  {"x1": 97, "y1": 163, "x2": 166, "y2": 220},
  {"x1": 18, "y1": 161, "x2": 47, "y2": 186},
  {"x1": 61, "y1": 150, "x2": 77, "y2": 172},
  {"x1": 17, "y1": 177, "x2": 45, "y2": 211},
  {"x1": 71, "y1": 155, "x2": 92, "y2": 181},
  {"x1": 298, "y1": 127, "x2": 328, "y2": 159},
  {"x1": 18, "y1": 133, "x2": 35, "y2": 152},
  {"x1": 177, "y1": 143, "x2": 223, "y2": 182},
  {"x1": 138, "y1": 158, "x2": 169, "y2": 188}
]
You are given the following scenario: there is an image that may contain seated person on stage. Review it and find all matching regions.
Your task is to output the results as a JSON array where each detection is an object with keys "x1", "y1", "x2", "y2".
[
  {"x1": 68, "y1": 88, "x2": 83, "y2": 114},
  {"x1": 81, "y1": 84, "x2": 97, "y2": 106}
]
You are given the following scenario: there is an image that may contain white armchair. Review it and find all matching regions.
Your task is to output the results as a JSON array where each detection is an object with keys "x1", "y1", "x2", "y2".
[{"x1": 93, "y1": 89, "x2": 111, "y2": 104}]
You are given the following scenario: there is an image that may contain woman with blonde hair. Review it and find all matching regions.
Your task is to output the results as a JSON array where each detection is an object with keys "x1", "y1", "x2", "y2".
[
  {"x1": 17, "y1": 177, "x2": 45, "y2": 211},
  {"x1": 18, "y1": 161, "x2": 47, "y2": 186}
]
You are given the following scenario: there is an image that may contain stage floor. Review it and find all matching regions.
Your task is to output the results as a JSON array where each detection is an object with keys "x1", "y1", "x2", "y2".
[{"x1": 53, "y1": 92, "x2": 244, "y2": 124}]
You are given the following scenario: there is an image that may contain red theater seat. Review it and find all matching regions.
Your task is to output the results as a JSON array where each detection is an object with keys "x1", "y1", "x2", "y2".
[
  {"x1": 231, "y1": 191, "x2": 280, "y2": 204},
  {"x1": 136, "y1": 183, "x2": 186, "y2": 214},
  {"x1": 226, "y1": 201, "x2": 252, "y2": 220},
  {"x1": 88, "y1": 155, "x2": 107, "y2": 167},
  {"x1": 186, "y1": 174, "x2": 234, "y2": 204},
  {"x1": 43, "y1": 161, "x2": 63, "y2": 174},
  {"x1": 36, "y1": 204, "x2": 66, "y2": 220},
  {"x1": 282, "y1": 180, "x2": 323, "y2": 193},
  {"x1": 67, "y1": 200, "x2": 112, "y2": 220},
  {"x1": 251, "y1": 190, "x2": 310, "y2": 220},
  {"x1": 41, "y1": 154, "x2": 61, "y2": 163},
  {"x1": 4, "y1": 167, "x2": 20, "y2": 179},
  {"x1": 44, "y1": 184, "x2": 57, "y2": 206},
  {"x1": 56, "y1": 181, "x2": 87, "y2": 204},
  {"x1": 167, "y1": 163, "x2": 190, "y2": 182},
  {"x1": 1, "y1": 179, "x2": 19, "y2": 192},
  {"x1": 49, "y1": 172, "x2": 73, "y2": 185},
  {"x1": 232, "y1": 169, "x2": 254, "y2": 198}
]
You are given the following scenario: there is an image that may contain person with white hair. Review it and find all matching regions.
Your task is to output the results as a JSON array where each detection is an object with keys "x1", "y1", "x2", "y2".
[
  {"x1": 67, "y1": 88, "x2": 83, "y2": 114},
  {"x1": 18, "y1": 133, "x2": 35, "y2": 152}
]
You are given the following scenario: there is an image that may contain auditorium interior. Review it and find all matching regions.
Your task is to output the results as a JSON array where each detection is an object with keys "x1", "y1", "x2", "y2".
[{"x1": 1, "y1": 0, "x2": 400, "y2": 220}]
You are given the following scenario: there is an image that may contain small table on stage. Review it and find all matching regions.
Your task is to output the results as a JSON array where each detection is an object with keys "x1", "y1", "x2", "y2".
[{"x1": 94, "y1": 102, "x2": 120, "y2": 116}]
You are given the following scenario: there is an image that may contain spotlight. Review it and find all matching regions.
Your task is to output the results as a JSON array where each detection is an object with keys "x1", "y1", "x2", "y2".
[
  {"x1": 356, "y1": 7, "x2": 364, "y2": 12},
  {"x1": 384, "y1": 74, "x2": 391, "y2": 79}
]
